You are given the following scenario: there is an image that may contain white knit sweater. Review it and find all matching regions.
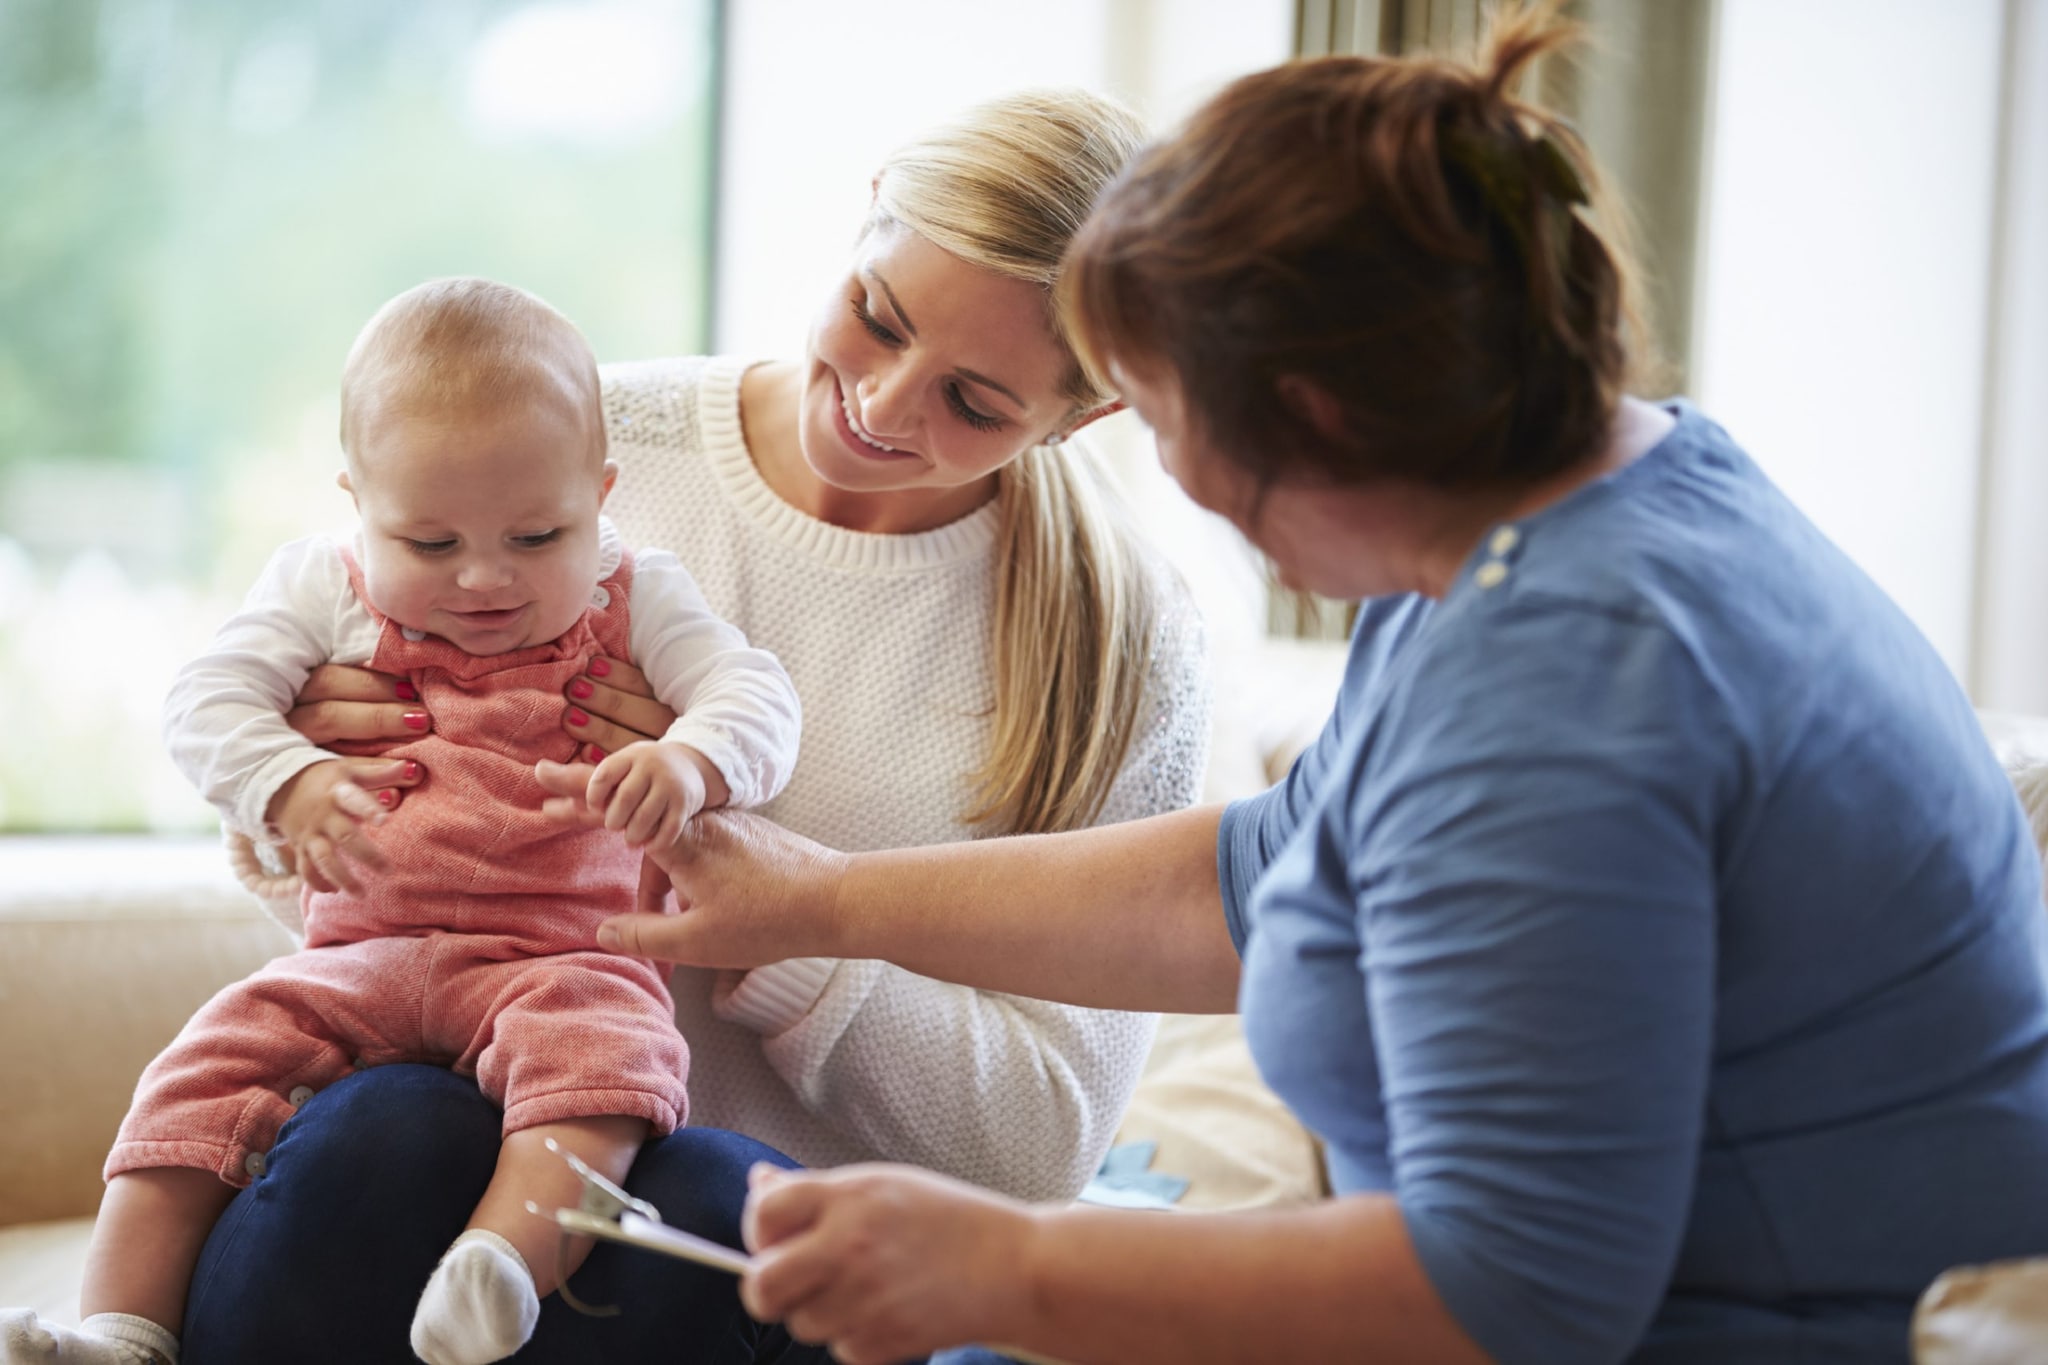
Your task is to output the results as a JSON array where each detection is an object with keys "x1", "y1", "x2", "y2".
[{"x1": 602, "y1": 356, "x2": 1212, "y2": 1201}]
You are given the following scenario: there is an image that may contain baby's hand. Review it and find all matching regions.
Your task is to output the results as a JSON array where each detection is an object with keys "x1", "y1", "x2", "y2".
[
  {"x1": 584, "y1": 742, "x2": 731, "y2": 848},
  {"x1": 265, "y1": 760, "x2": 391, "y2": 894}
]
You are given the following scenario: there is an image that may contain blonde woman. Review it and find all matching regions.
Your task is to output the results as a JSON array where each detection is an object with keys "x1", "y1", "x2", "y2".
[{"x1": 177, "y1": 90, "x2": 1208, "y2": 1365}]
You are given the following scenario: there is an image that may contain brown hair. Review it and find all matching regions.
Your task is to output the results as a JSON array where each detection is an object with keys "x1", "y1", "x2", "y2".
[
  {"x1": 874, "y1": 90, "x2": 1160, "y2": 836},
  {"x1": 1062, "y1": 1, "x2": 1644, "y2": 494}
]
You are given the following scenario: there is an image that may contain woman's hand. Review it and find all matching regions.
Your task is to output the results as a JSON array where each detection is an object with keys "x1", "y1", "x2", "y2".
[
  {"x1": 740, "y1": 1163, "x2": 1039, "y2": 1365},
  {"x1": 534, "y1": 761, "x2": 847, "y2": 967},
  {"x1": 287, "y1": 664, "x2": 431, "y2": 808},
  {"x1": 563, "y1": 656, "x2": 678, "y2": 761}
]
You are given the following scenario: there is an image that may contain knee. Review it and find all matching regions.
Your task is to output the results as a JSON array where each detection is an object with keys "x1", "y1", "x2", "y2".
[
  {"x1": 186, "y1": 1066, "x2": 501, "y2": 1356},
  {"x1": 624, "y1": 1128, "x2": 799, "y2": 1246},
  {"x1": 273, "y1": 1062, "x2": 500, "y2": 1193}
]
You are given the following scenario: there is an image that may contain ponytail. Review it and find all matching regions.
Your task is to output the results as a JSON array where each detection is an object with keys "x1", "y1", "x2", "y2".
[{"x1": 874, "y1": 88, "x2": 1158, "y2": 834}]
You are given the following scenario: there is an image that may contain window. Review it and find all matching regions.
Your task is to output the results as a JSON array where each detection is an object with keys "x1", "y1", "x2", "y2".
[{"x1": 0, "y1": 0, "x2": 720, "y2": 830}]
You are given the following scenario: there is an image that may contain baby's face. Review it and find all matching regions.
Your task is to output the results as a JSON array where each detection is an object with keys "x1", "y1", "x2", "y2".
[{"x1": 344, "y1": 393, "x2": 612, "y2": 655}]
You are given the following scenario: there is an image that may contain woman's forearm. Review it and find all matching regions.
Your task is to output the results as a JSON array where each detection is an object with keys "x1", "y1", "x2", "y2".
[
  {"x1": 989, "y1": 1195, "x2": 1485, "y2": 1365},
  {"x1": 600, "y1": 798, "x2": 1238, "y2": 1014},
  {"x1": 830, "y1": 803, "x2": 1239, "y2": 1013}
]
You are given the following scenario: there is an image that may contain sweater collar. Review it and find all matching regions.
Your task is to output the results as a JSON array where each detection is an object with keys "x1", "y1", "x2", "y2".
[{"x1": 697, "y1": 357, "x2": 1001, "y2": 573}]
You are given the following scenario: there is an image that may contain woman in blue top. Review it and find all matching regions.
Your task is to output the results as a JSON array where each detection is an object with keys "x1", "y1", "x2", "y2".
[{"x1": 566, "y1": 7, "x2": 2048, "y2": 1362}]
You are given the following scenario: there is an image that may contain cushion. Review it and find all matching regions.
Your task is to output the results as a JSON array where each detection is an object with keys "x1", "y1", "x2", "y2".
[
  {"x1": 1111, "y1": 1013, "x2": 1325, "y2": 1212},
  {"x1": 0, "y1": 838, "x2": 290, "y2": 1227}
]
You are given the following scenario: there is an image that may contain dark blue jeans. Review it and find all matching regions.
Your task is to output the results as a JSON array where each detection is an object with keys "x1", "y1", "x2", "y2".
[{"x1": 181, "y1": 1064, "x2": 829, "y2": 1364}]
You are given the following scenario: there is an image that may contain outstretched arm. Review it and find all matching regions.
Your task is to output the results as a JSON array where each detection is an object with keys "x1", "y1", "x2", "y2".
[
  {"x1": 824, "y1": 803, "x2": 1238, "y2": 1013},
  {"x1": 546, "y1": 778, "x2": 1241, "y2": 1017},
  {"x1": 551, "y1": 579, "x2": 1241, "y2": 1017}
]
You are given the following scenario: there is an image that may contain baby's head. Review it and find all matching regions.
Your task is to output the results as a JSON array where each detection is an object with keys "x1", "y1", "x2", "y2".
[{"x1": 337, "y1": 278, "x2": 615, "y2": 655}]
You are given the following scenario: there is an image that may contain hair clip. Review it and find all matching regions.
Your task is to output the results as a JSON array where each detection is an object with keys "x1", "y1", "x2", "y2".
[
  {"x1": 1440, "y1": 121, "x2": 1588, "y2": 272},
  {"x1": 1530, "y1": 128, "x2": 1590, "y2": 207},
  {"x1": 1443, "y1": 121, "x2": 1587, "y2": 212}
]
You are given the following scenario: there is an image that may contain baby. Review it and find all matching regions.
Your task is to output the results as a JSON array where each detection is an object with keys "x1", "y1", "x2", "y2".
[{"x1": 0, "y1": 279, "x2": 800, "y2": 1365}]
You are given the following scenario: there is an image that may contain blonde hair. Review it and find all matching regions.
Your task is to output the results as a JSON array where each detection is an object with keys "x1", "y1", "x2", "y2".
[
  {"x1": 339, "y1": 276, "x2": 605, "y2": 468},
  {"x1": 873, "y1": 89, "x2": 1157, "y2": 836}
]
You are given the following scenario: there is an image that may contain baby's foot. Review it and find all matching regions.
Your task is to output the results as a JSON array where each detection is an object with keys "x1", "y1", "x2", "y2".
[
  {"x1": 0, "y1": 1310, "x2": 175, "y2": 1364},
  {"x1": 410, "y1": 1229, "x2": 540, "y2": 1365}
]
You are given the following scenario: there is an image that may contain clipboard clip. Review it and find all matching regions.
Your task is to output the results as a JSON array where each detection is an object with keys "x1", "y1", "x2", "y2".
[
  {"x1": 526, "y1": 1146, "x2": 1051, "y2": 1360},
  {"x1": 524, "y1": 1136, "x2": 664, "y2": 1317}
]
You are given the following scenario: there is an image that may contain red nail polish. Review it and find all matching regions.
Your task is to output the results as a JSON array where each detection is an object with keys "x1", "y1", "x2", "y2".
[
  {"x1": 567, "y1": 708, "x2": 589, "y2": 727},
  {"x1": 569, "y1": 679, "x2": 594, "y2": 699},
  {"x1": 587, "y1": 747, "x2": 607, "y2": 762},
  {"x1": 403, "y1": 712, "x2": 429, "y2": 731},
  {"x1": 403, "y1": 761, "x2": 421, "y2": 781},
  {"x1": 588, "y1": 658, "x2": 612, "y2": 678},
  {"x1": 377, "y1": 789, "x2": 398, "y2": 808},
  {"x1": 394, "y1": 681, "x2": 418, "y2": 701}
]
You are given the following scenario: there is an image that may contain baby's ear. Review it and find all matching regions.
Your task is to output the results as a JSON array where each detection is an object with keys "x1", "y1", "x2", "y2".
[
  {"x1": 598, "y1": 460, "x2": 619, "y2": 506},
  {"x1": 336, "y1": 469, "x2": 357, "y2": 503}
]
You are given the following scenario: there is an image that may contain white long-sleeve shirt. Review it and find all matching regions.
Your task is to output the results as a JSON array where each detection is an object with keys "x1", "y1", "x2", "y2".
[
  {"x1": 165, "y1": 518, "x2": 800, "y2": 838},
  {"x1": 602, "y1": 356, "x2": 1213, "y2": 1201}
]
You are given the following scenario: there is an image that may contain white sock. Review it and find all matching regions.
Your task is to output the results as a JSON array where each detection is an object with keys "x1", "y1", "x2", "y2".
[
  {"x1": 0, "y1": 1309, "x2": 176, "y2": 1364},
  {"x1": 409, "y1": 1229, "x2": 541, "y2": 1365}
]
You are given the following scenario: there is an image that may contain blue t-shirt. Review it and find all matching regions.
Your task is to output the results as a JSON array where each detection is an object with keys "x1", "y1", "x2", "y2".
[{"x1": 1220, "y1": 404, "x2": 2048, "y2": 1364}]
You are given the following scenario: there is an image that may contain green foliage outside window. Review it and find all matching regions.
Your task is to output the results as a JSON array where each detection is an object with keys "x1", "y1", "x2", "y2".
[{"x1": 0, "y1": 0, "x2": 719, "y2": 830}]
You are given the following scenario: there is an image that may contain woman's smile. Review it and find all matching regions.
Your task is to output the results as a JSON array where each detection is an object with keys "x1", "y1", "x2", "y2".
[{"x1": 832, "y1": 376, "x2": 920, "y2": 463}]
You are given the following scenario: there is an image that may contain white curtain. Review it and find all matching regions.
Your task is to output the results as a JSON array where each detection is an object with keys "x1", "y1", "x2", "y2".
[{"x1": 1973, "y1": 0, "x2": 2048, "y2": 716}]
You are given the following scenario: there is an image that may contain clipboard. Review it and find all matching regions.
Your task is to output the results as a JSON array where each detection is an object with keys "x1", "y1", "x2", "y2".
[
  {"x1": 545, "y1": 1204, "x2": 755, "y2": 1277},
  {"x1": 526, "y1": 1137, "x2": 755, "y2": 1316},
  {"x1": 530, "y1": 1139, "x2": 1066, "y2": 1365}
]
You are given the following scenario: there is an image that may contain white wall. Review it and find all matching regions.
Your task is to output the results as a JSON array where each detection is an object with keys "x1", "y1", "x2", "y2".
[
  {"x1": 1693, "y1": 0, "x2": 2008, "y2": 681},
  {"x1": 714, "y1": 0, "x2": 1294, "y2": 359}
]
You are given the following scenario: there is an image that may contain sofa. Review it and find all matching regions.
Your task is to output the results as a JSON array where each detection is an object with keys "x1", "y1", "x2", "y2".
[{"x1": 6, "y1": 684, "x2": 2046, "y2": 1361}]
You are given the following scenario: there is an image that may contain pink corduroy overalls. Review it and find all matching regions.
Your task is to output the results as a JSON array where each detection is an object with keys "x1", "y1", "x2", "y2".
[{"x1": 109, "y1": 549, "x2": 688, "y2": 1188}]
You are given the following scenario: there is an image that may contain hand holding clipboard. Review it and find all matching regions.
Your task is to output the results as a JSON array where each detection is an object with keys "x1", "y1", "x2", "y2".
[{"x1": 528, "y1": 1139, "x2": 1069, "y2": 1364}]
